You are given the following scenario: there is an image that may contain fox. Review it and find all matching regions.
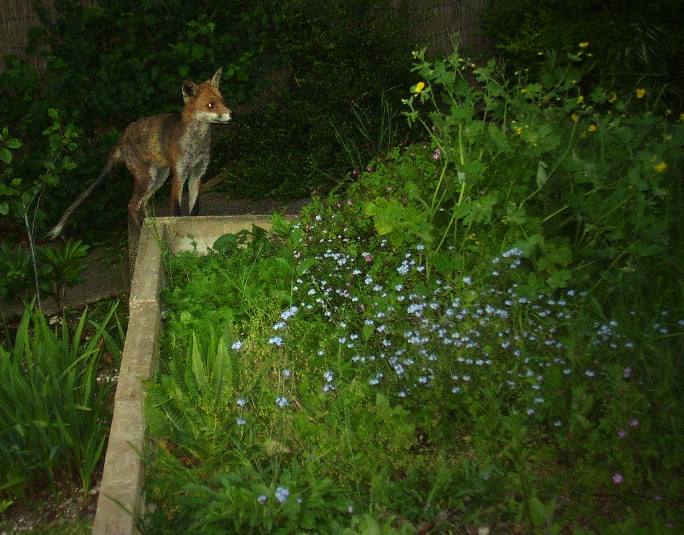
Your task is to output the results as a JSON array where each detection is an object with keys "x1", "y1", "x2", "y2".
[{"x1": 47, "y1": 67, "x2": 232, "y2": 239}]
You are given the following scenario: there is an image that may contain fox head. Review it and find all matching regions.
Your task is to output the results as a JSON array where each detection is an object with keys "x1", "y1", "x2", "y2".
[{"x1": 181, "y1": 68, "x2": 232, "y2": 123}]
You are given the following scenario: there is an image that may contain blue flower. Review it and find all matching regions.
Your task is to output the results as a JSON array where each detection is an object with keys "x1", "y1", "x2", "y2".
[
  {"x1": 275, "y1": 486, "x2": 290, "y2": 503},
  {"x1": 258, "y1": 494, "x2": 268, "y2": 504},
  {"x1": 276, "y1": 396, "x2": 289, "y2": 408},
  {"x1": 236, "y1": 397, "x2": 247, "y2": 407},
  {"x1": 236, "y1": 417, "x2": 247, "y2": 425},
  {"x1": 269, "y1": 336, "x2": 284, "y2": 347},
  {"x1": 231, "y1": 340, "x2": 243, "y2": 350}
]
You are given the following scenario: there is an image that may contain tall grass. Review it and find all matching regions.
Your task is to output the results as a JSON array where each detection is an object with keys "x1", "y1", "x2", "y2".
[{"x1": 0, "y1": 302, "x2": 123, "y2": 499}]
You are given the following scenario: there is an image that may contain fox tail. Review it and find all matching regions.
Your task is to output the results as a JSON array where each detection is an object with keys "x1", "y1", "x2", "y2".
[{"x1": 47, "y1": 148, "x2": 120, "y2": 240}]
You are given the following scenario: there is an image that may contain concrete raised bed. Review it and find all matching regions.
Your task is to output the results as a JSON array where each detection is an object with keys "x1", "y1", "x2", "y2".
[{"x1": 92, "y1": 215, "x2": 272, "y2": 535}]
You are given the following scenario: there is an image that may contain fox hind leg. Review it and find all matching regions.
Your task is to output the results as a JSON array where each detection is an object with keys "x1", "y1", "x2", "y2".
[
  {"x1": 125, "y1": 158, "x2": 153, "y2": 227},
  {"x1": 140, "y1": 166, "x2": 170, "y2": 218}
]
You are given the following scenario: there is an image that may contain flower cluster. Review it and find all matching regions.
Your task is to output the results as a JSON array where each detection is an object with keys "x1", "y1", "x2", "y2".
[{"x1": 266, "y1": 206, "x2": 632, "y2": 422}]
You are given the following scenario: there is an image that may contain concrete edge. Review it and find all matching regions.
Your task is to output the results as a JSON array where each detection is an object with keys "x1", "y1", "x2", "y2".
[{"x1": 92, "y1": 215, "x2": 273, "y2": 535}]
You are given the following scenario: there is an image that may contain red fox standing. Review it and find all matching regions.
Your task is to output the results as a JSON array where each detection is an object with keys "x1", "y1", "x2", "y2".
[{"x1": 47, "y1": 68, "x2": 232, "y2": 239}]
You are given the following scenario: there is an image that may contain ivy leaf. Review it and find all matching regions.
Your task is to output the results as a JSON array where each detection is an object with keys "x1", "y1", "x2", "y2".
[{"x1": 0, "y1": 148, "x2": 11, "y2": 165}]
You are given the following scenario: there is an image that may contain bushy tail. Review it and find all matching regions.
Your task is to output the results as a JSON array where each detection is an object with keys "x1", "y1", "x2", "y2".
[{"x1": 47, "y1": 149, "x2": 119, "y2": 240}]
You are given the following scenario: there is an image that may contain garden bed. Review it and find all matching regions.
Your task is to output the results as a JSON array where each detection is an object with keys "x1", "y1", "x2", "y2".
[
  {"x1": 92, "y1": 215, "x2": 273, "y2": 535},
  {"x1": 137, "y1": 197, "x2": 683, "y2": 534}
]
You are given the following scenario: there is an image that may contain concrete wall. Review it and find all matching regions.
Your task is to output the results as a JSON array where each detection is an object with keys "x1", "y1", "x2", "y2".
[{"x1": 93, "y1": 215, "x2": 272, "y2": 535}]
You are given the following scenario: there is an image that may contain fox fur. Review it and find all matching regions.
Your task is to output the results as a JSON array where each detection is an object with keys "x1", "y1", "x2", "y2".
[{"x1": 48, "y1": 67, "x2": 231, "y2": 239}]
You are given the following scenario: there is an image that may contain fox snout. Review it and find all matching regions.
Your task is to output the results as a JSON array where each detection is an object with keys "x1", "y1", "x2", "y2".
[{"x1": 214, "y1": 108, "x2": 232, "y2": 123}]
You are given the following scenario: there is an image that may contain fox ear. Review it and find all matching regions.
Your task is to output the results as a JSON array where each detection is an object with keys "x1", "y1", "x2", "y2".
[
  {"x1": 182, "y1": 80, "x2": 199, "y2": 102},
  {"x1": 210, "y1": 67, "x2": 222, "y2": 87}
]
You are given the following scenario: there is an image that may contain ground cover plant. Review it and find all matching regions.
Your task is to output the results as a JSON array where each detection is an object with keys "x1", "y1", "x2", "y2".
[{"x1": 144, "y1": 46, "x2": 683, "y2": 533}]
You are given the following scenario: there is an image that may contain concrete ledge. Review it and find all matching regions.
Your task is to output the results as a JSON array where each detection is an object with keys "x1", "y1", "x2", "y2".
[{"x1": 93, "y1": 215, "x2": 272, "y2": 535}]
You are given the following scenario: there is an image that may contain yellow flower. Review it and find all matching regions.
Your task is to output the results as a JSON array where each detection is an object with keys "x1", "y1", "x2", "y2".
[
  {"x1": 654, "y1": 161, "x2": 667, "y2": 173},
  {"x1": 514, "y1": 126, "x2": 524, "y2": 135},
  {"x1": 577, "y1": 95, "x2": 585, "y2": 104},
  {"x1": 413, "y1": 81, "x2": 425, "y2": 95},
  {"x1": 635, "y1": 88, "x2": 647, "y2": 99},
  {"x1": 570, "y1": 113, "x2": 580, "y2": 123},
  {"x1": 587, "y1": 123, "x2": 598, "y2": 133},
  {"x1": 579, "y1": 42, "x2": 589, "y2": 48},
  {"x1": 609, "y1": 92, "x2": 618, "y2": 103}
]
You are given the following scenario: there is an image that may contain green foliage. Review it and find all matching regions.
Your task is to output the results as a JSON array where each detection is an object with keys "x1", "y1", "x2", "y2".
[
  {"x1": 396, "y1": 44, "x2": 683, "y2": 293},
  {"x1": 481, "y1": 0, "x2": 684, "y2": 108},
  {"x1": 0, "y1": 242, "x2": 33, "y2": 302},
  {"x1": 0, "y1": 240, "x2": 89, "y2": 305},
  {"x1": 38, "y1": 239, "x2": 89, "y2": 305},
  {"x1": 0, "y1": 302, "x2": 123, "y2": 499},
  {"x1": 0, "y1": 111, "x2": 78, "y2": 224},
  {"x1": 145, "y1": 43, "x2": 684, "y2": 532},
  {"x1": 334, "y1": 94, "x2": 402, "y2": 172}
]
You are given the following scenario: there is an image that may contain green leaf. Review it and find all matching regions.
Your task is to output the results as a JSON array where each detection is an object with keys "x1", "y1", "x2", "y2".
[
  {"x1": 5, "y1": 138, "x2": 21, "y2": 149},
  {"x1": 546, "y1": 268, "x2": 571, "y2": 289},
  {"x1": 190, "y1": 332, "x2": 208, "y2": 390},
  {"x1": 0, "y1": 147, "x2": 11, "y2": 164},
  {"x1": 0, "y1": 202, "x2": 8, "y2": 215},
  {"x1": 528, "y1": 496, "x2": 556, "y2": 526},
  {"x1": 536, "y1": 159, "x2": 548, "y2": 189},
  {"x1": 190, "y1": 43, "x2": 205, "y2": 60}
]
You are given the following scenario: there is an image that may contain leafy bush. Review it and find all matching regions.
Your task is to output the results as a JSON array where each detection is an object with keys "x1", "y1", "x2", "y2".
[
  {"x1": 0, "y1": 302, "x2": 123, "y2": 501},
  {"x1": 397, "y1": 44, "x2": 682, "y2": 296},
  {"x1": 0, "y1": 239, "x2": 89, "y2": 306}
]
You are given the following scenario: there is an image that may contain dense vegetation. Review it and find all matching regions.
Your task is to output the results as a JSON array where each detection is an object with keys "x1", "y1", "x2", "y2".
[
  {"x1": 482, "y1": 0, "x2": 683, "y2": 110},
  {"x1": 1, "y1": 1, "x2": 682, "y2": 532},
  {"x1": 146, "y1": 46, "x2": 683, "y2": 533},
  {"x1": 0, "y1": 303, "x2": 124, "y2": 520}
]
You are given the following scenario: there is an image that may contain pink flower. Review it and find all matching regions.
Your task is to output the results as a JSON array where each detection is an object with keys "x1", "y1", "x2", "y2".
[
  {"x1": 363, "y1": 253, "x2": 373, "y2": 263},
  {"x1": 629, "y1": 418, "x2": 640, "y2": 428},
  {"x1": 432, "y1": 147, "x2": 442, "y2": 160},
  {"x1": 617, "y1": 429, "x2": 627, "y2": 439},
  {"x1": 612, "y1": 473, "x2": 624, "y2": 485},
  {"x1": 623, "y1": 367, "x2": 633, "y2": 379}
]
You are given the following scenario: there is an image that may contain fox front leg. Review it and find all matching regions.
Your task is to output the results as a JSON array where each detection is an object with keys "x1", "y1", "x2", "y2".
[
  {"x1": 170, "y1": 166, "x2": 187, "y2": 216},
  {"x1": 187, "y1": 159, "x2": 208, "y2": 216}
]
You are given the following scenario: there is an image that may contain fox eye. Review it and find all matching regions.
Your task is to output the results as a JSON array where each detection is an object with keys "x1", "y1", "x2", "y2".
[{"x1": 207, "y1": 102, "x2": 214, "y2": 109}]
